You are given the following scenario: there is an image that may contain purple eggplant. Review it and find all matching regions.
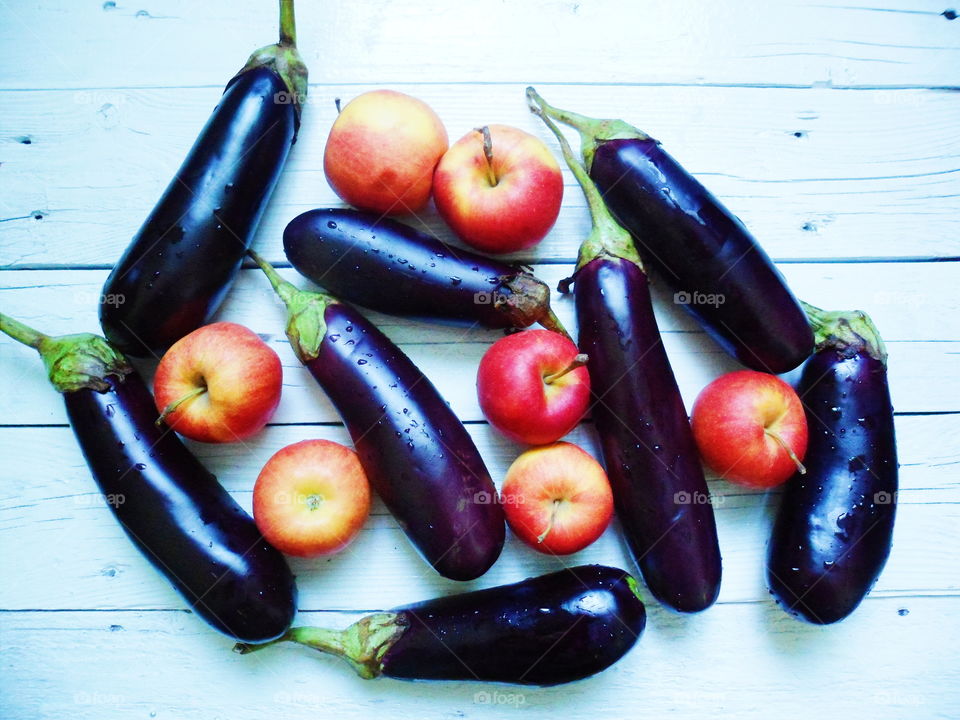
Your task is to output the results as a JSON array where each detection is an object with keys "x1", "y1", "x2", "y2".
[
  {"x1": 528, "y1": 89, "x2": 721, "y2": 612},
  {"x1": 249, "y1": 251, "x2": 505, "y2": 581},
  {"x1": 768, "y1": 304, "x2": 897, "y2": 624},
  {"x1": 0, "y1": 313, "x2": 296, "y2": 643},
  {"x1": 529, "y1": 92, "x2": 812, "y2": 374},
  {"x1": 100, "y1": 0, "x2": 308, "y2": 357},
  {"x1": 283, "y1": 208, "x2": 569, "y2": 336},
  {"x1": 236, "y1": 565, "x2": 646, "y2": 685}
]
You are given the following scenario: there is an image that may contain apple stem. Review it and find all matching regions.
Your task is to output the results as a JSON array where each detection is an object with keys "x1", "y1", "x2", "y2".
[
  {"x1": 334, "y1": 97, "x2": 341, "y2": 114},
  {"x1": 478, "y1": 126, "x2": 498, "y2": 187},
  {"x1": 537, "y1": 499, "x2": 562, "y2": 544},
  {"x1": 764, "y1": 428, "x2": 807, "y2": 475},
  {"x1": 543, "y1": 354, "x2": 589, "y2": 384},
  {"x1": 156, "y1": 385, "x2": 208, "y2": 428}
]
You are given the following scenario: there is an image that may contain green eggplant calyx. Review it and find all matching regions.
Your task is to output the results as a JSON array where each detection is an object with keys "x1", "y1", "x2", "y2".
[
  {"x1": 233, "y1": 0, "x2": 308, "y2": 132},
  {"x1": 234, "y1": 612, "x2": 408, "y2": 680},
  {"x1": 801, "y1": 301, "x2": 888, "y2": 364},
  {"x1": 247, "y1": 250, "x2": 334, "y2": 364},
  {"x1": 0, "y1": 312, "x2": 132, "y2": 394},
  {"x1": 497, "y1": 273, "x2": 572, "y2": 341}
]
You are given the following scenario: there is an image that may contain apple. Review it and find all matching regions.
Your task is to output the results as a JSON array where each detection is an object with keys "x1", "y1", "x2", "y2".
[
  {"x1": 153, "y1": 322, "x2": 282, "y2": 443},
  {"x1": 253, "y1": 439, "x2": 371, "y2": 558},
  {"x1": 501, "y1": 442, "x2": 613, "y2": 555},
  {"x1": 432, "y1": 124, "x2": 563, "y2": 253},
  {"x1": 323, "y1": 89, "x2": 448, "y2": 215},
  {"x1": 477, "y1": 329, "x2": 590, "y2": 445},
  {"x1": 691, "y1": 370, "x2": 809, "y2": 488}
]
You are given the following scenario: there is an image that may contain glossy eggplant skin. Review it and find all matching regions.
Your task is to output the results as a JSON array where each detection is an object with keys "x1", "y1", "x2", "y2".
[
  {"x1": 305, "y1": 302, "x2": 505, "y2": 580},
  {"x1": 283, "y1": 208, "x2": 551, "y2": 329},
  {"x1": 589, "y1": 138, "x2": 813, "y2": 373},
  {"x1": 100, "y1": 67, "x2": 296, "y2": 356},
  {"x1": 382, "y1": 565, "x2": 646, "y2": 685},
  {"x1": 768, "y1": 349, "x2": 897, "y2": 624},
  {"x1": 575, "y1": 257, "x2": 722, "y2": 612},
  {"x1": 65, "y1": 371, "x2": 297, "y2": 642}
]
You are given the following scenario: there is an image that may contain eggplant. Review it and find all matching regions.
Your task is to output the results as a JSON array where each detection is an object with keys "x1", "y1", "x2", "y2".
[
  {"x1": 283, "y1": 208, "x2": 568, "y2": 336},
  {"x1": 528, "y1": 90, "x2": 813, "y2": 374},
  {"x1": 236, "y1": 565, "x2": 646, "y2": 685},
  {"x1": 100, "y1": 0, "x2": 308, "y2": 357},
  {"x1": 249, "y1": 251, "x2": 505, "y2": 581},
  {"x1": 528, "y1": 89, "x2": 722, "y2": 612},
  {"x1": 0, "y1": 313, "x2": 296, "y2": 643},
  {"x1": 768, "y1": 303, "x2": 897, "y2": 624}
]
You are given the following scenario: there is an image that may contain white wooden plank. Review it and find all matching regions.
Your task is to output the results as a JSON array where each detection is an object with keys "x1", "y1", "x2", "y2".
[
  {"x1": 2, "y1": 85, "x2": 958, "y2": 266},
  {"x1": 2, "y1": 597, "x2": 958, "y2": 720},
  {"x1": 1, "y1": 264, "x2": 958, "y2": 424},
  {"x1": 0, "y1": 415, "x2": 955, "y2": 612},
  {"x1": 1, "y1": 0, "x2": 958, "y2": 90}
]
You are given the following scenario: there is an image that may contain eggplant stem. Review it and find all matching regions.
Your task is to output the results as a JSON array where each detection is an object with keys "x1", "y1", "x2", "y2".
[
  {"x1": 538, "y1": 307, "x2": 573, "y2": 342},
  {"x1": 0, "y1": 312, "x2": 132, "y2": 394},
  {"x1": 156, "y1": 385, "x2": 207, "y2": 427},
  {"x1": 233, "y1": 613, "x2": 405, "y2": 681},
  {"x1": 526, "y1": 87, "x2": 642, "y2": 271},
  {"x1": 279, "y1": 0, "x2": 297, "y2": 47},
  {"x1": 543, "y1": 354, "x2": 589, "y2": 384},
  {"x1": 248, "y1": 249, "x2": 297, "y2": 305},
  {"x1": 524, "y1": 88, "x2": 651, "y2": 171},
  {"x1": 0, "y1": 312, "x2": 48, "y2": 349},
  {"x1": 764, "y1": 428, "x2": 807, "y2": 475}
]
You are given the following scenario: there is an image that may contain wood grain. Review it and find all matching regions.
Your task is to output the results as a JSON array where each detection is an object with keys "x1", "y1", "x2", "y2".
[{"x1": 2, "y1": 85, "x2": 958, "y2": 266}]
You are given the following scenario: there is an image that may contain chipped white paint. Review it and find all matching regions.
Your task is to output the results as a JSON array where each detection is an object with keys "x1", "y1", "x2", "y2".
[{"x1": 0, "y1": 1, "x2": 958, "y2": 718}]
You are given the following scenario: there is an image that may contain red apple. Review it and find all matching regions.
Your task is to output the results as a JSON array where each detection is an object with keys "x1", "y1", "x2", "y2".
[
  {"x1": 691, "y1": 370, "x2": 809, "y2": 488},
  {"x1": 501, "y1": 442, "x2": 613, "y2": 555},
  {"x1": 477, "y1": 329, "x2": 590, "y2": 445},
  {"x1": 253, "y1": 439, "x2": 371, "y2": 558},
  {"x1": 153, "y1": 322, "x2": 282, "y2": 443},
  {"x1": 432, "y1": 124, "x2": 563, "y2": 253},
  {"x1": 323, "y1": 90, "x2": 448, "y2": 215}
]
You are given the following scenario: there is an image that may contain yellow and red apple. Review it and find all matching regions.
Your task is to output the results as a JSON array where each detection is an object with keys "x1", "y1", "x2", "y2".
[
  {"x1": 433, "y1": 124, "x2": 563, "y2": 253},
  {"x1": 323, "y1": 89, "x2": 448, "y2": 215},
  {"x1": 153, "y1": 322, "x2": 282, "y2": 443},
  {"x1": 691, "y1": 370, "x2": 809, "y2": 488},
  {"x1": 477, "y1": 329, "x2": 590, "y2": 446},
  {"x1": 501, "y1": 442, "x2": 613, "y2": 555},
  {"x1": 253, "y1": 439, "x2": 371, "y2": 558}
]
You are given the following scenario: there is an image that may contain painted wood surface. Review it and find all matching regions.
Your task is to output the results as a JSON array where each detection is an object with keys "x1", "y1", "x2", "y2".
[{"x1": 1, "y1": 1, "x2": 958, "y2": 718}]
